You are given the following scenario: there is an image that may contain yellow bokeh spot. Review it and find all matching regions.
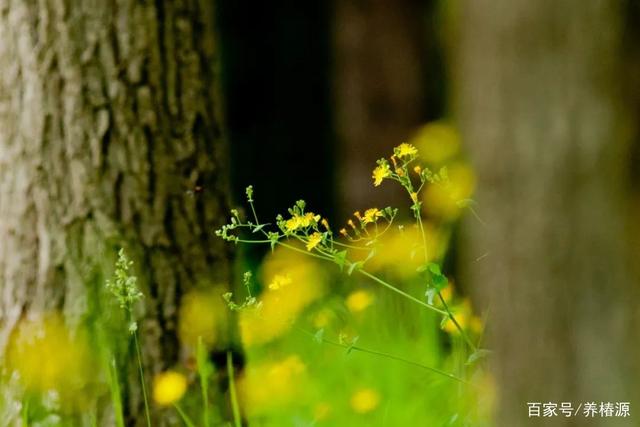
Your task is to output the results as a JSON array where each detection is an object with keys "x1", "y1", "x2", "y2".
[
  {"x1": 240, "y1": 248, "x2": 326, "y2": 347},
  {"x1": 179, "y1": 286, "x2": 228, "y2": 348},
  {"x1": 153, "y1": 371, "x2": 187, "y2": 406},
  {"x1": 411, "y1": 121, "x2": 460, "y2": 164},
  {"x1": 350, "y1": 388, "x2": 381, "y2": 414},
  {"x1": 346, "y1": 290, "x2": 374, "y2": 313},
  {"x1": 6, "y1": 313, "x2": 95, "y2": 405},
  {"x1": 423, "y1": 162, "x2": 475, "y2": 221},
  {"x1": 442, "y1": 299, "x2": 483, "y2": 335},
  {"x1": 239, "y1": 355, "x2": 307, "y2": 415},
  {"x1": 366, "y1": 224, "x2": 446, "y2": 279}
]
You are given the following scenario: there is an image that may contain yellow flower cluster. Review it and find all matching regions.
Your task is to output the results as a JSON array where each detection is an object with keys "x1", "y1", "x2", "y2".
[{"x1": 285, "y1": 212, "x2": 321, "y2": 232}]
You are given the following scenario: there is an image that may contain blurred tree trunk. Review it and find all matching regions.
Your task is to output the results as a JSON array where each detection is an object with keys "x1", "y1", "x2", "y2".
[
  {"x1": 334, "y1": 0, "x2": 443, "y2": 215},
  {"x1": 0, "y1": 0, "x2": 231, "y2": 425},
  {"x1": 457, "y1": 1, "x2": 639, "y2": 425}
]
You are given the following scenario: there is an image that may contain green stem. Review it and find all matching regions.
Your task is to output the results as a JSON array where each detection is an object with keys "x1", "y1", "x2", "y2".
[
  {"x1": 227, "y1": 352, "x2": 242, "y2": 427},
  {"x1": 415, "y1": 212, "x2": 477, "y2": 351},
  {"x1": 174, "y1": 404, "x2": 197, "y2": 427},
  {"x1": 358, "y1": 269, "x2": 447, "y2": 316},
  {"x1": 133, "y1": 331, "x2": 152, "y2": 427},
  {"x1": 298, "y1": 327, "x2": 470, "y2": 385},
  {"x1": 197, "y1": 337, "x2": 211, "y2": 427}
]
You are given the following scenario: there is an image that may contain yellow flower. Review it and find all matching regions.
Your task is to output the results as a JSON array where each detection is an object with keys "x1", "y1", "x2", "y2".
[
  {"x1": 350, "y1": 388, "x2": 380, "y2": 414},
  {"x1": 268, "y1": 273, "x2": 292, "y2": 290},
  {"x1": 395, "y1": 143, "x2": 418, "y2": 158},
  {"x1": 423, "y1": 162, "x2": 475, "y2": 220},
  {"x1": 411, "y1": 121, "x2": 460, "y2": 164},
  {"x1": 306, "y1": 232, "x2": 323, "y2": 251},
  {"x1": 153, "y1": 371, "x2": 187, "y2": 406},
  {"x1": 285, "y1": 216, "x2": 302, "y2": 231},
  {"x1": 6, "y1": 313, "x2": 95, "y2": 408},
  {"x1": 346, "y1": 290, "x2": 374, "y2": 312},
  {"x1": 300, "y1": 212, "x2": 320, "y2": 227},
  {"x1": 238, "y1": 355, "x2": 307, "y2": 415},
  {"x1": 179, "y1": 286, "x2": 228, "y2": 347},
  {"x1": 286, "y1": 213, "x2": 320, "y2": 231},
  {"x1": 240, "y1": 250, "x2": 326, "y2": 346},
  {"x1": 372, "y1": 163, "x2": 391, "y2": 186},
  {"x1": 362, "y1": 208, "x2": 383, "y2": 224}
]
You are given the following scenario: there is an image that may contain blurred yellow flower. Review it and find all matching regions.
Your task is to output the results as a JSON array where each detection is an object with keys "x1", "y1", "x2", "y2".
[
  {"x1": 240, "y1": 248, "x2": 327, "y2": 346},
  {"x1": 442, "y1": 299, "x2": 483, "y2": 335},
  {"x1": 239, "y1": 355, "x2": 307, "y2": 415},
  {"x1": 6, "y1": 313, "x2": 95, "y2": 405},
  {"x1": 306, "y1": 232, "x2": 323, "y2": 251},
  {"x1": 346, "y1": 290, "x2": 374, "y2": 313},
  {"x1": 366, "y1": 224, "x2": 446, "y2": 279},
  {"x1": 372, "y1": 164, "x2": 391, "y2": 186},
  {"x1": 350, "y1": 388, "x2": 380, "y2": 414},
  {"x1": 312, "y1": 309, "x2": 333, "y2": 328},
  {"x1": 423, "y1": 162, "x2": 475, "y2": 221},
  {"x1": 179, "y1": 286, "x2": 228, "y2": 347},
  {"x1": 362, "y1": 208, "x2": 383, "y2": 224},
  {"x1": 268, "y1": 274, "x2": 292, "y2": 290},
  {"x1": 153, "y1": 371, "x2": 187, "y2": 406},
  {"x1": 395, "y1": 143, "x2": 418, "y2": 158},
  {"x1": 411, "y1": 121, "x2": 460, "y2": 164}
]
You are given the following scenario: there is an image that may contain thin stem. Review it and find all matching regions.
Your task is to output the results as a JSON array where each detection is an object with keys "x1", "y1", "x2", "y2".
[
  {"x1": 415, "y1": 208, "x2": 477, "y2": 352},
  {"x1": 133, "y1": 331, "x2": 152, "y2": 427},
  {"x1": 197, "y1": 337, "x2": 211, "y2": 427},
  {"x1": 358, "y1": 269, "x2": 447, "y2": 316},
  {"x1": 227, "y1": 352, "x2": 242, "y2": 427},
  {"x1": 174, "y1": 404, "x2": 196, "y2": 427},
  {"x1": 297, "y1": 327, "x2": 470, "y2": 386},
  {"x1": 439, "y1": 293, "x2": 477, "y2": 351}
]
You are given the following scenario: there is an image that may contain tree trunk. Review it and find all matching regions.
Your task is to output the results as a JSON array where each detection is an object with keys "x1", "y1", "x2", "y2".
[
  {"x1": 0, "y1": 0, "x2": 231, "y2": 425},
  {"x1": 456, "y1": 1, "x2": 639, "y2": 426},
  {"x1": 333, "y1": 0, "x2": 432, "y2": 215}
]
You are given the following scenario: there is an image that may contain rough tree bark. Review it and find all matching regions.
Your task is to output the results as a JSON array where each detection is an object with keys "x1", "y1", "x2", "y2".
[
  {"x1": 456, "y1": 1, "x2": 639, "y2": 426},
  {"x1": 0, "y1": 0, "x2": 231, "y2": 425}
]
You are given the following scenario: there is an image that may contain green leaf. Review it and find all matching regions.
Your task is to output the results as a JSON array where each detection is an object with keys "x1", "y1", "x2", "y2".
[
  {"x1": 333, "y1": 250, "x2": 347, "y2": 270},
  {"x1": 347, "y1": 261, "x2": 363, "y2": 276}
]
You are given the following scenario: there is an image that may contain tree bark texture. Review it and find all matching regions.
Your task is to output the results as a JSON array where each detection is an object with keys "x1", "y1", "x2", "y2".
[
  {"x1": 457, "y1": 1, "x2": 639, "y2": 426},
  {"x1": 0, "y1": 0, "x2": 231, "y2": 424}
]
